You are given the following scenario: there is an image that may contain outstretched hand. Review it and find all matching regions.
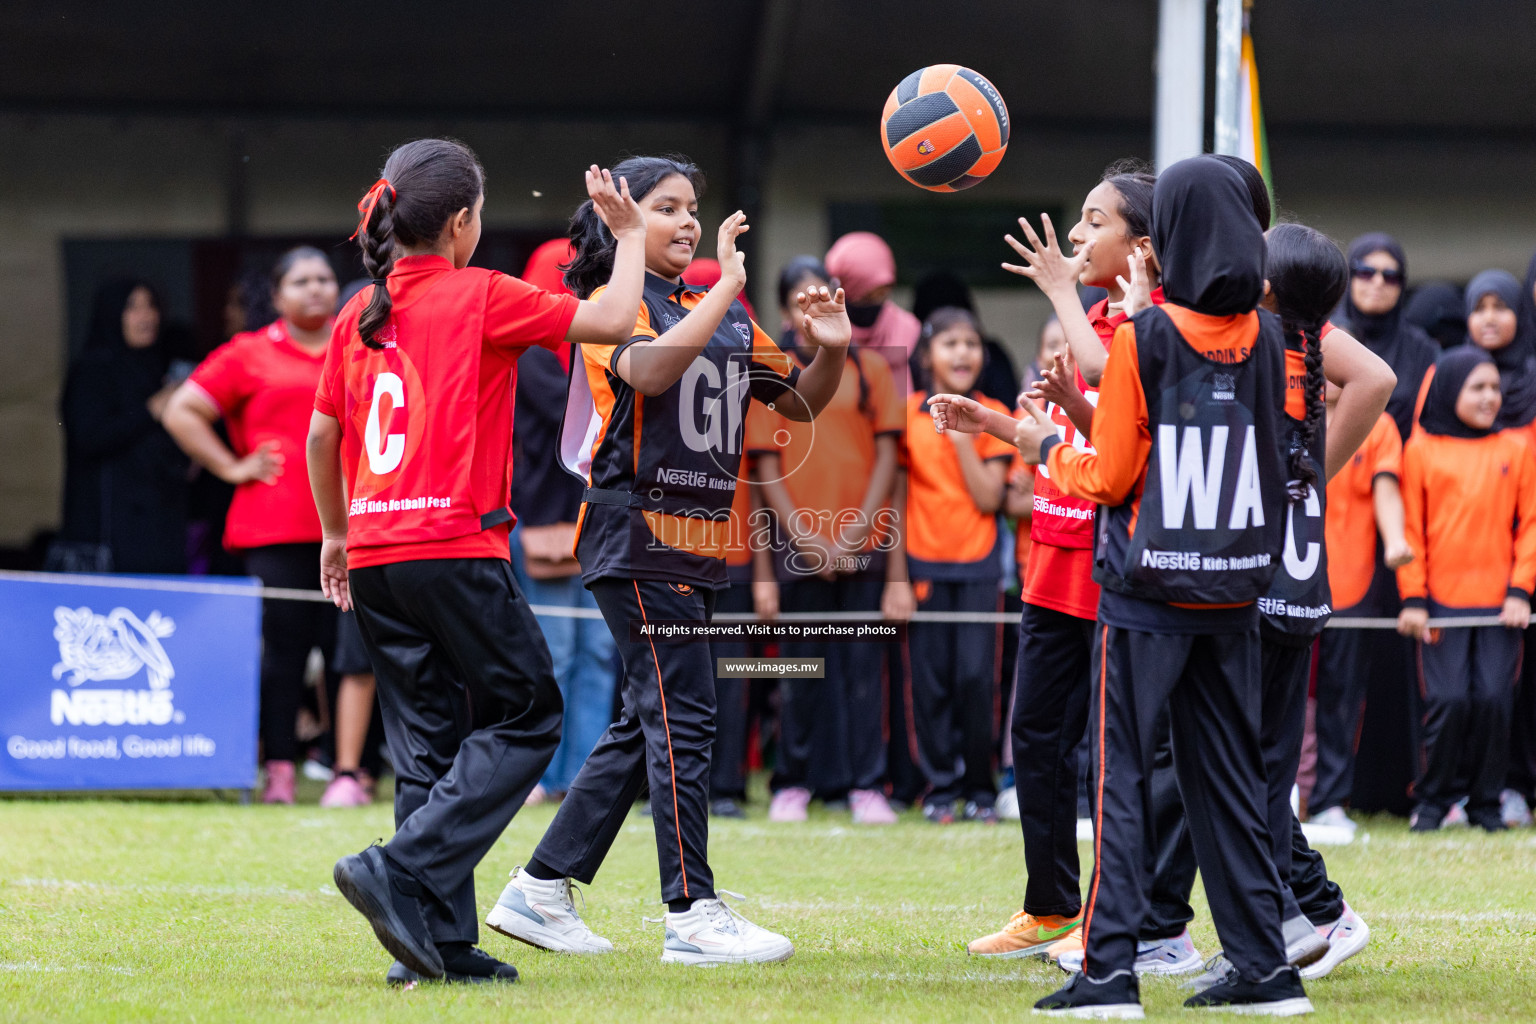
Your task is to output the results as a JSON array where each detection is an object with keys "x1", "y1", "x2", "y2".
[
  {"x1": 1003, "y1": 213, "x2": 1092, "y2": 300},
  {"x1": 1014, "y1": 399, "x2": 1057, "y2": 465},
  {"x1": 795, "y1": 285, "x2": 851, "y2": 350},
  {"x1": 717, "y1": 210, "x2": 750, "y2": 291},
  {"x1": 586, "y1": 165, "x2": 645, "y2": 237},
  {"x1": 1025, "y1": 351, "x2": 1082, "y2": 408},
  {"x1": 928, "y1": 392, "x2": 992, "y2": 435}
]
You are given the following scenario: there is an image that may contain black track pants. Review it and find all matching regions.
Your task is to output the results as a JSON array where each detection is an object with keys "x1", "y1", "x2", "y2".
[
  {"x1": 907, "y1": 579, "x2": 1000, "y2": 807},
  {"x1": 532, "y1": 578, "x2": 718, "y2": 903},
  {"x1": 1011, "y1": 602, "x2": 1095, "y2": 917},
  {"x1": 1082, "y1": 624, "x2": 1286, "y2": 983},
  {"x1": 245, "y1": 543, "x2": 338, "y2": 763},
  {"x1": 1414, "y1": 623, "x2": 1523, "y2": 819},
  {"x1": 774, "y1": 575, "x2": 888, "y2": 796},
  {"x1": 350, "y1": 557, "x2": 562, "y2": 945}
]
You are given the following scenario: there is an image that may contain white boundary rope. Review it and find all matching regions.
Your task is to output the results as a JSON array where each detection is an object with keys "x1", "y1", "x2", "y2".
[{"x1": 0, "y1": 570, "x2": 1503, "y2": 628}]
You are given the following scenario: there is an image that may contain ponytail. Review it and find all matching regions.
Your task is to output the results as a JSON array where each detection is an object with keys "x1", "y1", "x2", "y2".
[
  {"x1": 562, "y1": 154, "x2": 704, "y2": 299},
  {"x1": 1265, "y1": 223, "x2": 1348, "y2": 501},
  {"x1": 350, "y1": 138, "x2": 485, "y2": 348}
]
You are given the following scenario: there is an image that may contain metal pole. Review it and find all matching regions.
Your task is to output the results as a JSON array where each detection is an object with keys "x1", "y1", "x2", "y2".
[
  {"x1": 1213, "y1": 0, "x2": 1244, "y2": 155},
  {"x1": 1155, "y1": 0, "x2": 1208, "y2": 170}
]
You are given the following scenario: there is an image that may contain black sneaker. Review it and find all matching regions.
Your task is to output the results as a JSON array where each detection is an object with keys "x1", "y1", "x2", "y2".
[
  {"x1": 334, "y1": 846, "x2": 443, "y2": 979},
  {"x1": 923, "y1": 801, "x2": 956, "y2": 825},
  {"x1": 385, "y1": 948, "x2": 519, "y2": 986},
  {"x1": 439, "y1": 943, "x2": 520, "y2": 983},
  {"x1": 1183, "y1": 965, "x2": 1312, "y2": 1015},
  {"x1": 710, "y1": 797, "x2": 747, "y2": 819},
  {"x1": 1467, "y1": 807, "x2": 1507, "y2": 833},
  {"x1": 1409, "y1": 804, "x2": 1445, "y2": 831},
  {"x1": 1033, "y1": 970, "x2": 1143, "y2": 1018}
]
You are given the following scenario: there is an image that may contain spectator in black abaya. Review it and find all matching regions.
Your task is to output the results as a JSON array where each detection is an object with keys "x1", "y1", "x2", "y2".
[
  {"x1": 1404, "y1": 281, "x2": 1467, "y2": 350},
  {"x1": 1338, "y1": 233, "x2": 1439, "y2": 441},
  {"x1": 1314, "y1": 234, "x2": 1437, "y2": 818},
  {"x1": 58, "y1": 279, "x2": 189, "y2": 574},
  {"x1": 911, "y1": 269, "x2": 1019, "y2": 407}
]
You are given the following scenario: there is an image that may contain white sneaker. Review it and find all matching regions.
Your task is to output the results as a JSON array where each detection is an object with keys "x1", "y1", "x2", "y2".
[
  {"x1": 1307, "y1": 806, "x2": 1356, "y2": 833},
  {"x1": 1443, "y1": 800, "x2": 1470, "y2": 828},
  {"x1": 485, "y1": 867, "x2": 613, "y2": 954},
  {"x1": 1057, "y1": 928, "x2": 1202, "y2": 976},
  {"x1": 995, "y1": 786, "x2": 1020, "y2": 821},
  {"x1": 661, "y1": 891, "x2": 794, "y2": 965},
  {"x1": 1301, "y1": 903, "x2": 1370, "y2": 979},
  {"x1": 1500, "y1": 789, "x2": 1534, "y2": 828}
]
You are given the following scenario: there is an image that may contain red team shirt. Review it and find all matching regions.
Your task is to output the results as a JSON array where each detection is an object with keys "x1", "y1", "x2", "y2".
[
  {"x1": 314, "y1": 254, "x2": 577, "y2": 569},
  {"x1": 188, "y1": 319, "x2": 329, "y2": 551},
  {"x1": 1023, "y1": 287, "x2": 1165, "y2": 620}
]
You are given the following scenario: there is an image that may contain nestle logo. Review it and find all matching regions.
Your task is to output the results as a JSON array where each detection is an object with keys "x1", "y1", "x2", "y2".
[
  {"x1": 1141, "y1": 548, "x2": 1201, "y2": 570},
  {"x1": 1211, "y1": 372, "x2": 1236, "y2": 400}
]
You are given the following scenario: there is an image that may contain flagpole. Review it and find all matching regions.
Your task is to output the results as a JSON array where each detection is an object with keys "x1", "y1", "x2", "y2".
[
  {"x1": 1213, "y1": 0, "x2": 1244, "y2": 156},
  {"x1": 1154, "y1": 0, "x2": 1206, "y2": 171}
]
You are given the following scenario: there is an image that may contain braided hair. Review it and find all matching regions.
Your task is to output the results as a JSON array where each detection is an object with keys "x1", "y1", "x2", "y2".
[
  {"x1": 354, "y1": 138, "x2": 485, "y2": 348},
  {"x1": 1265, "y1": 223, "x2": 1347, "y2": 500}
]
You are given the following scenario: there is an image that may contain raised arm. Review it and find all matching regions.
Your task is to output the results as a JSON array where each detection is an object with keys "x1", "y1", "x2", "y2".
[
  {"x1": 564, "y1": 167, "x2": 649, "y2": 346},
  {"x1": 1003, "y1": 214, "x2": 1109, "y2": 385}
]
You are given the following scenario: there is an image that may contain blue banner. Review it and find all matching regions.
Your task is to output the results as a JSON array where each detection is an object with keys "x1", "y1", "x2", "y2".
[{"x1": 0, "y1": 572, "x2": 261, "y2": 791}]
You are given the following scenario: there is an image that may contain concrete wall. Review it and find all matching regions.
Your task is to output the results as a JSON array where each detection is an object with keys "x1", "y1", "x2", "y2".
[{"x1": 4, "y1": 111, "x2": 1536, "y2": 546}]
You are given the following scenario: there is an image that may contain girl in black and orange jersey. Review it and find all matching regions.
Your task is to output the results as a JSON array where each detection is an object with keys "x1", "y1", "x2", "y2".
[
  {"x1": 309, "y1": 140, "x2": 651, "y2": 984},
  {"x1": 905, "y1": 307, "x2": 1014, "y2": 824},
  {"x1": 491, "y1": 155, "x2": 850, "y2": 966},
  {"x1": 751, "y1": 256, "x2": 906, "y2": 826},
  {"x1": 1398, "y1": 341, "x2": 1536, "y2": 833},
  {"x1": 942, "y1": 158, "x2": 1310, "y2": 1016}
]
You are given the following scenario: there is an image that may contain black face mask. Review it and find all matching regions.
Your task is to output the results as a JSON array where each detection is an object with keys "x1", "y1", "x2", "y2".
[{"x1": 847, "y1": 301, "x2": 882, "y2": 328}]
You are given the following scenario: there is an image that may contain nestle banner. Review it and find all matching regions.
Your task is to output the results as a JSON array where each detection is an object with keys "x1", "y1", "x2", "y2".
[{"x1": 0, "y1": 572, "x2": 261, "y2": 791}]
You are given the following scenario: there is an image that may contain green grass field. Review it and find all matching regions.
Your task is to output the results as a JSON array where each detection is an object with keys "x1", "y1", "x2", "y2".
[{"x1": 3, "y1": 779, "x2": 1534, "y2": 1023}]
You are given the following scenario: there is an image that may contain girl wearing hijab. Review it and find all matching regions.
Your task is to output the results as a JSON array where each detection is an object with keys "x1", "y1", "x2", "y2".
[
  {"x1": 938, "y1": 158, "x2": 1309, "y2": 1016},
  {"x1": 58, "y1": 279, "x2": 190, "y2": 574},
  {"x1": 825, "y1": 231, "x2": 921, "y2": 393},
  {"x1": 1397, "y1": 346, "x2": 1536, "y2": 832},
  {"x1": 1310, "y1": 234, "x2": 1439, "y2": 821}
]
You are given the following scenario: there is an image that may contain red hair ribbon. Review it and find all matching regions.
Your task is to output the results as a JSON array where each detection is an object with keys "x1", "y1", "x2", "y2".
[{"x1": 350, "y1": 178, "x2": 397, "y2": 240}]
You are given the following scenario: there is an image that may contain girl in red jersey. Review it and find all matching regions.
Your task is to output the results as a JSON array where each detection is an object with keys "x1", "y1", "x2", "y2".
[
  {"x1": 164, "y1": 247, "x2": 343, "y2": 806},
  {"x1": 962, "y1": 163, "x2": 1163, "y2": 960},
  {"x1": 487, "y1": 155, "x2": 850, "y2": 967},
  {"x1": 309, "y1": 138, "x2": 650, "y2": 984},
  {"x1": 904, "y1": 307, "x2": 1015, "y2": 824}
]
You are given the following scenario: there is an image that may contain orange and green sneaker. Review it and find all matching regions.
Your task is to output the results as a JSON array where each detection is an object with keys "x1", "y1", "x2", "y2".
[{"x1": 966, "y1": 910, "x2": 1083, "y2": 959}]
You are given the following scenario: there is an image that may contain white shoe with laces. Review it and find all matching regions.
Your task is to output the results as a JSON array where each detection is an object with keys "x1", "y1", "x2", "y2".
[
  {"x1": 485, "y1": 867, "x2": 613, "y2": 954},
  {"x1": 1300, "y1": 903, "x2": 1370, "y2": 979},
  {"x1": 660, "y1": 891, "x2": 794, "y2": 965}
]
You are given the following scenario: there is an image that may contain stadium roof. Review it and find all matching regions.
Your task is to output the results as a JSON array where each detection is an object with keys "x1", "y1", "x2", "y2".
[{"x1": 3, "y1": 0, "x2": 1534, "y2": 138}]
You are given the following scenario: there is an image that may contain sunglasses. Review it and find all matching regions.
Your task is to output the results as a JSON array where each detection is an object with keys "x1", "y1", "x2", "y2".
[{"x1": 1351, "y1": 264, "x2": 1403, "y2": 285}]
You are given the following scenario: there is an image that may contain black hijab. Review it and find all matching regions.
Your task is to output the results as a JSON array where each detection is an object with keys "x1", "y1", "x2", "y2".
[
  {"x1": 1151, "y1": 158, "x2": 1265, "y2": 315},
  {"x1": 1403, "y1": 281, "x2": 1466, "y2": 350},
  {"x1": 1418, "y1": 346, "x2": 1496, "y2": 439},
  {"x1": 74, "y1": 278, "x2": 169, "y2": 388},
  {"x1": 1340, "y1": 233, "x2": 1439, "y2": 440},
  {"x1": 1499, "y1": 254, "x2": 1536, "y2": 431}
]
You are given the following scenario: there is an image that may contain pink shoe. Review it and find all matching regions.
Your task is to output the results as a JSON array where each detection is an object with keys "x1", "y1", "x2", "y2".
[
  {"x1": 525, "y1": 783, "x2": 548, "y2": 806},
  {"x1": 262, "y1": 760, "x2": 296, "y2": 805},
  {"x1": 850, "y1": 788, "x2": 898, "y2": 825},
  {"x1": 320, "y1": 773, "x2": 371, "y2": 808},
  {"x1": 768, "y1": 786, "x2": 811, "y2": 822}
]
